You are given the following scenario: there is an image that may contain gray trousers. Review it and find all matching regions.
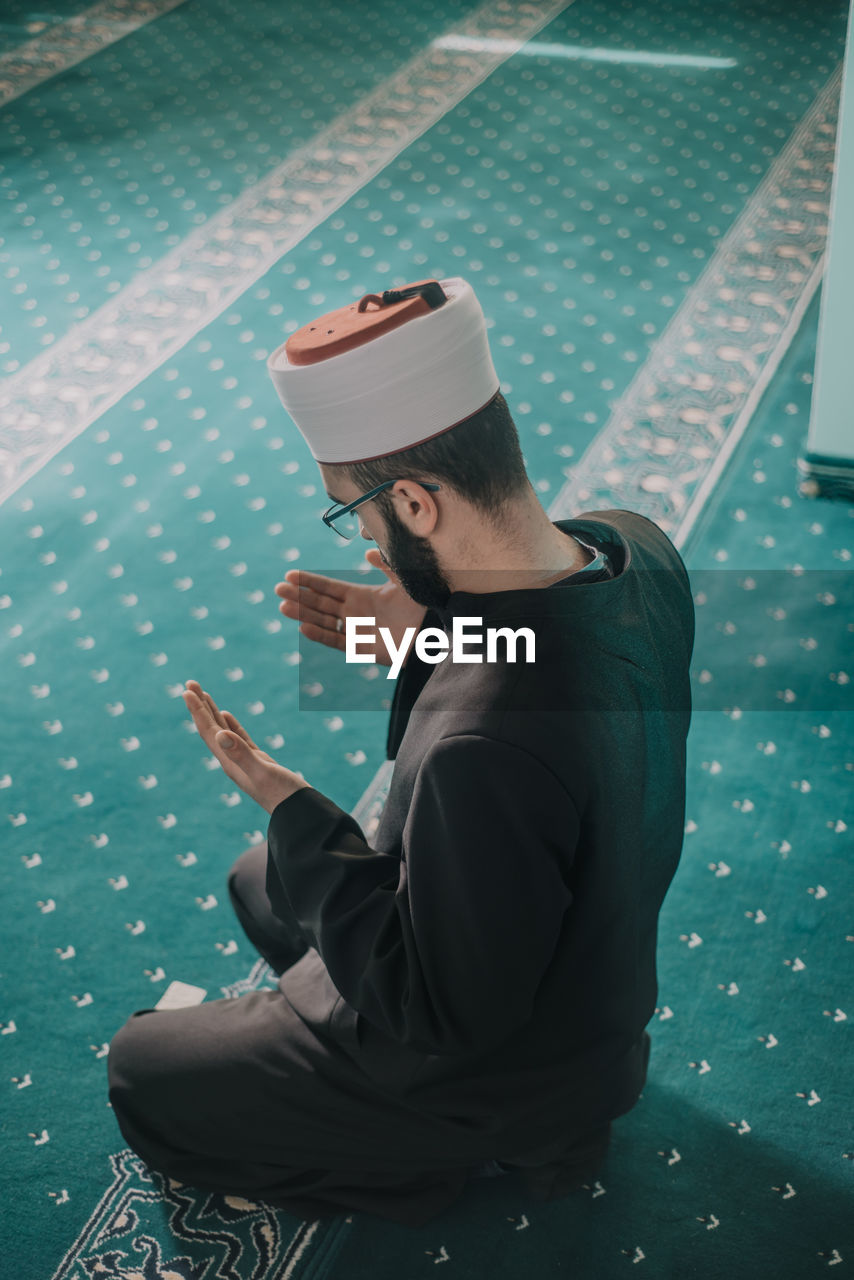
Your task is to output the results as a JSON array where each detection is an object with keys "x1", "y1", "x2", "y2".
[{"x1": 107, "y1": 842, "x2": 613, "y2": 1226}]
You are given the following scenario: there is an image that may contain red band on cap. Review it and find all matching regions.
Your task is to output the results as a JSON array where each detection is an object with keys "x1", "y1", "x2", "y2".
[{"x1": 285, "y1": 280, "x2": 442, "y2": 367}]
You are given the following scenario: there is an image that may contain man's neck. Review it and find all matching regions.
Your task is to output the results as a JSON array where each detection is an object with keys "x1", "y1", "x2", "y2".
[{"x1": 440, "y1": 508, "x2": 593, "y2": 594}]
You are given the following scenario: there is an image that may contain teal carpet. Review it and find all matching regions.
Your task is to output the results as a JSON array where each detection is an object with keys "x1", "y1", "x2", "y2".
[{"x1": 1, "y1": 1, "x2": 851, "y2": 1276}]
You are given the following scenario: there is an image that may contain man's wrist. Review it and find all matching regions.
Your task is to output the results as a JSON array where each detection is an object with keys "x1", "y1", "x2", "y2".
[{"x1": 267, "y1": 781, "x2": 313, "y2": 818}]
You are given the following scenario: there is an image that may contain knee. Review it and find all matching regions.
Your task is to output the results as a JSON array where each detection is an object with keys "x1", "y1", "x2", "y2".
[
  {"x1": 107, "y1": 1011, "x2": 156, "y2": 1104},
  {"x1": 107, "y1": 1012, "x2": 181, "y2": 1168},
  {"x1": 227, "y1": 840, "x2": 267, "y2": 907},
  {"x1": 107, "y1": 1012, "x2": 160, "y2": 1152}
]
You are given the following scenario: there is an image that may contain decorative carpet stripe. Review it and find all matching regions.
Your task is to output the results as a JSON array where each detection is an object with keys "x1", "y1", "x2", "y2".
[
  {"x1": 0, "y1": 0, "x2": 191, "y2": 107},
  {"x1": 548, "y1": 60, "x2": 843, "y2": 546},
  {"x1": 49, "y1": 1149, "x2": 329, "y2": 1280},
  {"x1": 0, "y1": 0, "x2": 574, "y2": 508}
]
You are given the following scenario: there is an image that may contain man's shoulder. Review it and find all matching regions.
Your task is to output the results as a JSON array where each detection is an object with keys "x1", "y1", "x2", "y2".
[
  {"x1": 570, "y1": 506, "x2": 671, "y2": 543},
  {"x1": 567, "y1": 508, "x2": 688, "y2": 577}
]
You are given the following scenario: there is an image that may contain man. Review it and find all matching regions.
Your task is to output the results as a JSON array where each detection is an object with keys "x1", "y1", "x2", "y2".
[{"x1": 108, "y1": 278, "x2": 695, "y2": 1227}]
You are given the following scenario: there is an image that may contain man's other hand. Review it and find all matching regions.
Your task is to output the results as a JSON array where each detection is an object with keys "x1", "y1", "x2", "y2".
[
  {"x1": 182, "y1": 680, "x2": 309, "y2": 815},
  {"x1": 274, "y1": 549, "x2": 428, "y2": 668}
]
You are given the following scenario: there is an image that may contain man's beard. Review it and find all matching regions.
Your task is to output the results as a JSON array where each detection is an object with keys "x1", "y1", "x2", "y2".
[{"x1": 380, "y1": 505, "x2": 451, "y2": 611}]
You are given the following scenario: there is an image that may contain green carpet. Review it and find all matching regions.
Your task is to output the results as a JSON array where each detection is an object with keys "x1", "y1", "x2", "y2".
[{"x1": 1, "y1": 1, "x2": 851, "y2": 1276}]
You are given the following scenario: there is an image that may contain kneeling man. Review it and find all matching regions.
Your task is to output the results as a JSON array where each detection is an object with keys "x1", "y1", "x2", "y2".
[{"x1": 108, "y1": 278, "x2": 695, "y2": 1226}]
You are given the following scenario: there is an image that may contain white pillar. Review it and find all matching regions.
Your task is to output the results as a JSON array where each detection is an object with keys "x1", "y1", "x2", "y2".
[{"x1": 798, "y1": 0, "x2": 854, "y2": 500}]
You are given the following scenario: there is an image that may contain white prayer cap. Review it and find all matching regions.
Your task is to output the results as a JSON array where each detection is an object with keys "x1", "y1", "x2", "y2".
[{"x1": 266, "y1": 277, "x2": 500, "y2": 464}]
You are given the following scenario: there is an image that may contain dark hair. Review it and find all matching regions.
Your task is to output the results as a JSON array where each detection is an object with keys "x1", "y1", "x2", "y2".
[{"x1": 332, "y1": 392, "x2": 529, "y2": 524}]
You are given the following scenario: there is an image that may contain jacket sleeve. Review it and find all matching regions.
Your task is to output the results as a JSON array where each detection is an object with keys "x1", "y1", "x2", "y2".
[{"x1": 265, "y1": 733, "x2": 578, "y2": 1056}]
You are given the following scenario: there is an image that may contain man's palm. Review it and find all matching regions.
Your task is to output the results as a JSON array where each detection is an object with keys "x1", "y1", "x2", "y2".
[{"x1": 275, "y1": 549, "x2": 428, "y2": 667}]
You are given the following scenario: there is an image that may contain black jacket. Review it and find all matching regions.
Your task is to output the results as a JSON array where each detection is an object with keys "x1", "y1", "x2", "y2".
[{"x1": 265, "y1": 509, "x2": 694, "y2": 1145}]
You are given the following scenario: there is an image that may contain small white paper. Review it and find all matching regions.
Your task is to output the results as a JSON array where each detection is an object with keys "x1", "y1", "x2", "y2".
[{"x1": 155, "y1": 980, "x2": 207, "y2": 1010}]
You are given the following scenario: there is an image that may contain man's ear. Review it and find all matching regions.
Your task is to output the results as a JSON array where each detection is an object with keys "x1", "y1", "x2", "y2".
[{"x1": 390, "y1": 479, "x2": 440, "y2": 534}]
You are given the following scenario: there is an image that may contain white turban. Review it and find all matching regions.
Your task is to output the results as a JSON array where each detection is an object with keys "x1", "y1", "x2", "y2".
[{"x1": 266, "y1": 277, "x2": 500, "y2": 464}]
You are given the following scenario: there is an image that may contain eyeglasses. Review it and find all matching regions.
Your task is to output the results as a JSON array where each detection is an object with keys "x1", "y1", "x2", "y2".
[{"x1": 322, "y1": 480, "x2": 441, "y2": 540}]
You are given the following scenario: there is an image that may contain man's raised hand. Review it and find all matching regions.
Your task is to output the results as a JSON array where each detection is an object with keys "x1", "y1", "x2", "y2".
[{"x1": 274, "y1": 549, "x2": 428, "y2": 668}]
